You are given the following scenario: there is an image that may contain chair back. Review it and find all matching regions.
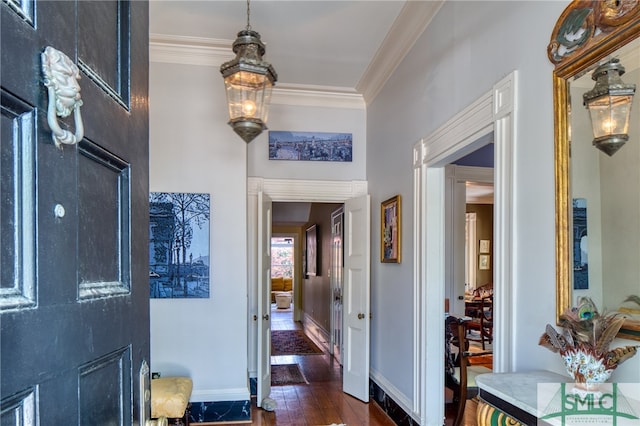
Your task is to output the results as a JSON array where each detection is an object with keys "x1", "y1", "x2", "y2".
[
  {"x1": 480, "y1": 295, "x2": 493, "y2": 344},
  {"x1": 445, "y1": 315, "x2": 492, "y2": 426},
  {"x1": 445, "y1": 316, "x2": 470, "y2": 426},
  {"x1": 445, "y1": 315, "x2": 467, "y2": 370}
]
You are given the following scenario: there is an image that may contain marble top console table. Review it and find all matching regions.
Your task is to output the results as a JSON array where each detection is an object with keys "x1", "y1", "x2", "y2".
[{"x1": 476, "y1": 370, "x2": 571, "y2": 425}]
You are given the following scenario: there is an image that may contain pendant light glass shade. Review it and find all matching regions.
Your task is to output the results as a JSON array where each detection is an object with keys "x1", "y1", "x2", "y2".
[
  {"x1": 220, "y1": 21, "x2": 277, "y2": 143},
  {"x1": 583, "y1": 58, "x2": 636, "y2": 156}
]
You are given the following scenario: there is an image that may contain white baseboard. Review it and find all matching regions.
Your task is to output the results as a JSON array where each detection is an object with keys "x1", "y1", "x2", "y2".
[
  {"x1": 301, "y1": 312, "x2": 331, "y2": 351},
  {"x1": 370, "y1": 368, "x2": 419, "y2": 422}
]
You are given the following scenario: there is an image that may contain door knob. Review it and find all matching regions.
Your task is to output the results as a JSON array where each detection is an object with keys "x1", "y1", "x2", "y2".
[
  {"x1": 357, "y1": 313, "x2": 365, "y2": 319},
  {"x1": 263, "y1": 314, "x2": 270, "y2": 320}
]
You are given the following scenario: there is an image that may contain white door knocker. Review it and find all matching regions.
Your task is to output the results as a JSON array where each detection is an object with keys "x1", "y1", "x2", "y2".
[{"x1": 41, "y1": 46, "x2": 84, "y2": 148}]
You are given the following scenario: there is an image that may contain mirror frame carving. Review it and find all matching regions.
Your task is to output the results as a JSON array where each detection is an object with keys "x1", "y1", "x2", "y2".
[{"x1": 549, "y1": 0, "x2": 640, "y2": 340}]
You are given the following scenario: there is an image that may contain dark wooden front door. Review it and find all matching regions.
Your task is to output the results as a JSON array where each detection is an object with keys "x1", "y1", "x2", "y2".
[{"x1": 1, "y1": 1, "x2": 150, "y2": 424}]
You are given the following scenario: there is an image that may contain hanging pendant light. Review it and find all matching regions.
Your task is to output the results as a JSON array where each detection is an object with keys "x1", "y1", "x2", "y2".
[
  {"x1": 220, "y1": 0, "x2": 277, "y2": 143},
  {"x1": 583, "y1": 58, "x2": 636, "y2": 156}
]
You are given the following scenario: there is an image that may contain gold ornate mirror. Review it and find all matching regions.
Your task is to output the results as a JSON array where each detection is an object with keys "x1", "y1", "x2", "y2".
[{"x1": 549, "y1": 0, "x2": 640, "y2": 340}]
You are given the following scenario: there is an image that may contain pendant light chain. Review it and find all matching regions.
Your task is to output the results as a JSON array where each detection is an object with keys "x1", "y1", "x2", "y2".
[{"x1": 246, "y1": 0, "x2": 251, "y2": 31}]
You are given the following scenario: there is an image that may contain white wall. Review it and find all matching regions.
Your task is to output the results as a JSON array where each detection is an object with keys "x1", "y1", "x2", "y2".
[
  {"x1": 149, "y1": 54, "x2": 368, "y2": 400},
  {"x1": 246, "y1": 98, "x2": 367, "y2": 376},
  {"x1": 247, "y1": 102, "x2": 367, "y2": 180},
  {"x1": 366, "y1": 0, "x2": 640, "y2": 407},
  {"x1": 571, "y1": 84, "x2": 604, "y2": 308},
  {"x1": 148, "y1": 0, "x2": 640, "y2": 413},
  {"x1": 600, "y1": 67, "x2": 640, "y2": 311},
  {"x1": 149, "y1": 61, "x2": 250, "y2": 401}
]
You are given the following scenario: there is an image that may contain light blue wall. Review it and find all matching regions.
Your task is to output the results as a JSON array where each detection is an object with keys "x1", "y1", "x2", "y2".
[
  {"x1": 150, "y1": 61, "x2": 250, "y2": 401},
  {"x1": 367, "y1": 0, "x2": 639, "y2": 403},
  {"x1": 149, "y1": 0, "x2": 640, "y2": 413}
]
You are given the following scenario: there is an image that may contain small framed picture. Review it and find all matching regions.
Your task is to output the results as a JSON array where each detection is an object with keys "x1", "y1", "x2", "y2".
[
  {"x1": 479, "y1": 239, "x2": 490, "y2": 253},
  {"x1": 381, "y1": 195, "x2": 401, "y2": 263},
  {"x1": 305, "y1": 224, "x2": 318, "y2": 276},
  {"x1": 479, "y1": 254, "x2": 490, "y2": 270}
]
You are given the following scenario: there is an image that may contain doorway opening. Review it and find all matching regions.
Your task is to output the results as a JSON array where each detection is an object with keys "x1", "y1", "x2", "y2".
[
  {"x1": 270, "y1": 236, "x2": 295, "y2": 323},
  {"x1": 464, "y1": 180, "x2": 495, "y2": 301},
  {"x1": 445, "y1": 141, "x2": 495, "y2": 322},
  {"x1": 250, "y1": 178, "x2": 370, "y2": 406},
  {"x1": 443, "y1": 147, "x2": 496, "y2": 425},
  {"x1": 268, "y1": 203, "x2": 346, "y2": 395},
  {"x1": 270, "y1": 201, "x2": 344, "y2": 352},
  {"x1": 417, "y1": 71, "x2": 515, "y2": 425},
  {"x1": 463, "y1": 182, "x2": 494, "y2": 355}
]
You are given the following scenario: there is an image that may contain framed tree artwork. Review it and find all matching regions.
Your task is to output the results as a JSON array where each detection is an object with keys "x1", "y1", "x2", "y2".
[{"x1": 149, "y1": 192, "x2": 210, "y2": 298}]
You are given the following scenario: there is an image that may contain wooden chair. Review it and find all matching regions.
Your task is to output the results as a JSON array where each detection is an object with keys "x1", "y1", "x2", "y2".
[
  {"x1": 445, "y1": 316, "x2": 492, "y2": 426},
  {"x1": 466, "y1": 295, "x2": 493, "y2": 350}
]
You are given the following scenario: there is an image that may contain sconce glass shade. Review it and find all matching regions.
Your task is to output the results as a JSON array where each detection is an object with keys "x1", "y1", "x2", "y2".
[
  {"x1": 220, "y1": 29, "x2": 277, "y2": 143},
  {"x1": 583, "y1": 59, "x2": 636, "y2": 156}
]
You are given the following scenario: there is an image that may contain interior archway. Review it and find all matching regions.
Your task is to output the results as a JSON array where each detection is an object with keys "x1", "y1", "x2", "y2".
[{"x1": 414, "y1": 72, "x2": 516, "y2": 425}]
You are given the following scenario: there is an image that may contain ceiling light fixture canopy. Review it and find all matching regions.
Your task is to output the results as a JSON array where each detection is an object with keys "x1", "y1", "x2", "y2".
[
  {"x1": 583, "y1": 58, "x2": 636, "y2": 156},
  {"x1": 220, "y1": 0, "x2": 277, "y2": 143}
]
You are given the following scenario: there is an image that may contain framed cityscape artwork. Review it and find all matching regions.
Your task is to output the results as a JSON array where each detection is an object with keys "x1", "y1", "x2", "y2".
[{"x1": 269, "y1": 131, "x2": 352, "y2": 162}]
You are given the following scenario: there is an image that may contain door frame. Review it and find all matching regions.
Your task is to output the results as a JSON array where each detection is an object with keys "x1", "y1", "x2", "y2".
[
  {"x1": 413, "y1": 72, "x2": 516, "y2": 425},
  {"x1": 247, "y1": 178, "x2": 367, "y2": 379}
]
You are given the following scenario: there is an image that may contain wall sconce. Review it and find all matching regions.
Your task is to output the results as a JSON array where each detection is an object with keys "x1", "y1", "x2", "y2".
[
  {"x1": 220, "y1": 0, "x2": 277, "y2": 143},
  {"x1": 583, "y1": 58, "x2": 636, "y2": 156}
]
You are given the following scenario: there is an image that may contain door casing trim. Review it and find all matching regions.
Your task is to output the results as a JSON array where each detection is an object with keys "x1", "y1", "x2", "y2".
[
  {"x1": 414, "y1": 72, "x2": 517, "y2": 424},
  {"x1": 246, "y1": 178, "x2": 367, "y2": 378}
]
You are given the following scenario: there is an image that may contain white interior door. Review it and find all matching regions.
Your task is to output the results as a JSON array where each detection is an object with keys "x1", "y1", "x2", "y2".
[
  {"x1": 330, "y1": 207, "x2": 344, "y2": 364},
  {"x1": 343, "y1": 194, "x2": 371, "y2": 402},
  {"x1": 445, "y1": 173, "x2": 467, "y2": 316},
  {"x1": 257, "y1": 191, "x2": 272, "y2": 407}
]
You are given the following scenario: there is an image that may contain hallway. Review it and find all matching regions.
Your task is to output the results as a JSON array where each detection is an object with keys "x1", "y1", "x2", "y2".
[{"x1": 249, "y1": 307, "x2": 396, "y2": 425}]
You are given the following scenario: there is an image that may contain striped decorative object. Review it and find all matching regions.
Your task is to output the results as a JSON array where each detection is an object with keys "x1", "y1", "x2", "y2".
[{"x1": 477, "y1": 400, "x2": 523, "y2": 426}]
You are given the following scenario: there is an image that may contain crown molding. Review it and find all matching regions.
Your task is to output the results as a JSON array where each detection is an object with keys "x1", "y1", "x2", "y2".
[
  {"x1": 151, "y1": 2, "x2": 443, "y2": 107},
  {"x1": 357, "y1": 1, "x2": 444, "y2": 104},
  {"x1": 150, "y1": 34, "x2": 365, "y2": 109},
  {"x1": 271, "y1": 84, "x2": 365, "y2": 109},
  {"x1": 149, "y1": 33, "x2": 233, "y2": 66}
]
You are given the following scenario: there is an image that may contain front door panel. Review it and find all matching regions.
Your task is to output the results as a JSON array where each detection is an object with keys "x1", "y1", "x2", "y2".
[{"x1": 0, "y1": 1, "x2": 149, "y2": 424}]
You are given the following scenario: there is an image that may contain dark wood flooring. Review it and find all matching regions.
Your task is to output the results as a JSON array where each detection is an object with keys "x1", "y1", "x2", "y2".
[{"x1": 249, "y1": 306, "x2": 396, "y2": 426}]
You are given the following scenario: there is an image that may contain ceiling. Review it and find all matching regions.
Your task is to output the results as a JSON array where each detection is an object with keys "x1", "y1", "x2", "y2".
[
  {"x1": 149, "y1": 1, "x2": 494, "y2": 209},
  {"x1": 149, "y1": 1, "x2": 443, "y2": 101}
]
